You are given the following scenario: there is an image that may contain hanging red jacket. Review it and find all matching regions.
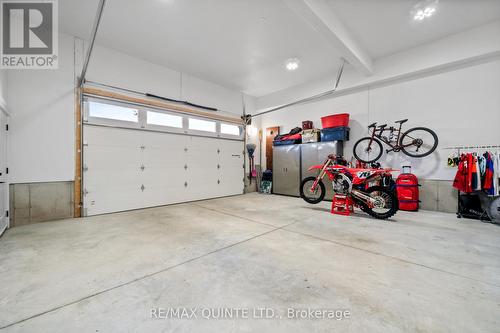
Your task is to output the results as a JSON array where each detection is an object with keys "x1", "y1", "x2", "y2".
[{"x1": 453, "y1": 155, "x2": 468, "y2": 192}]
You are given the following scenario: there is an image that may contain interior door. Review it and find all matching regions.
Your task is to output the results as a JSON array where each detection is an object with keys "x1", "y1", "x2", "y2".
[
  {"x1": 265, "y1": 127, "x2": 280, "y2": 171},
  {"x1": 0, "y1": 111, "x2": 6, "y2": 234},
  {"x1": 218, "y1": 139, "x2": 244, "y2": 196}
]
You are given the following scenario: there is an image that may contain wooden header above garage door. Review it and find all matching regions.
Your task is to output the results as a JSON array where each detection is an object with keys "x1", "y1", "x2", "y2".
[{"x1": 82, "y1": 87, "x2": 244, "y2": 125}]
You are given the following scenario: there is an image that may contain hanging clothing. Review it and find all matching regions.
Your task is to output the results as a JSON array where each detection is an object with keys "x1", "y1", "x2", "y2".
[
  {"x1": 453, "y1": 154, "x2": 471, "y2": 193},
  {"x1": 493, "y1": 153, "x2": 500, "y2": 196},
  {"x1": 452, "y1": 151, "x2": 499, "y2": 196},
  {"x1": 484, "y1": 153, "x2": 494, "y2": 195},
  {"x1": 473, "y1": 156, "x2": 481, "y2": 191}
]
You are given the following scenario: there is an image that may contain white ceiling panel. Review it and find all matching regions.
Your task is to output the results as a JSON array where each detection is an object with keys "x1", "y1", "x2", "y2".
[
  {"x1": 60, "y1": 0, "x2": 500, "y2": 96},
  {"x1": 328, "y1": 0, "x2": 500, "y2": 59}
]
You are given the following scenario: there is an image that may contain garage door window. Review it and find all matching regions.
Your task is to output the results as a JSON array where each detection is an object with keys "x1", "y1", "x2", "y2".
[
  {"x1": 189, "y1": 118, "x2": 216, "y2": 132},
  {"x1": 220, "y1": 123, "x2": 241, "y2": 136},
  {"x1": 88, "y1": 101, "x2": 139, "y2": 123},
  {"x1": 147, "y1": 111, "x2": 183, "y2": 128}
]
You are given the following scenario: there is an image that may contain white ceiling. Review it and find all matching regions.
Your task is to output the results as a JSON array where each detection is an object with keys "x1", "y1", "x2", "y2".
[
  {"x1": 329, "y1": 0, "x2": 500, "y2": 59},
  {"x1": 60, "y1": 0, "x2": 500, "y2": 97}
]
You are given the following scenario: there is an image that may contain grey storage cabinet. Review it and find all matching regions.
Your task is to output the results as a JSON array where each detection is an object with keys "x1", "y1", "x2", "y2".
[
  {"x1": 273, "y1": 141, "x2": 343, "y2": 199},
  {"x1": 273, "y1": 145, "x2": 301, "y2": 196},
  {"x1": 301, "y1": 141, "x2": 343, "y2": 201}
]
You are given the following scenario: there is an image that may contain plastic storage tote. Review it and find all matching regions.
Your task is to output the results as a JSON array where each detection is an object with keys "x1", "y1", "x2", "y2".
[
  {"x1": 320, "y1": 127, "x2": 350, "y2": 141},
  {"x1": 321, "y1": 113, "x2": 350, "y2": 129}
]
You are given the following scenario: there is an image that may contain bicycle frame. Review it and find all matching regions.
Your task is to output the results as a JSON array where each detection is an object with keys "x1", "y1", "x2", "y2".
[{"x1": 367, "y1": 122, "x2": 415, "y2": 152}]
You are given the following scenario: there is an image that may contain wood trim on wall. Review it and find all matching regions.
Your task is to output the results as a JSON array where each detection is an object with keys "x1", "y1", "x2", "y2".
[
  {"x1": 82, "y1": 87, "x2": 244, "y2": 125},
  {"x1": 74, "y1": 87, "x2": 82, "y2": 218}
]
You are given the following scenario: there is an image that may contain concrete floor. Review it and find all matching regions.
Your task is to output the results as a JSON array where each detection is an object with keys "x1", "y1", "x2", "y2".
[{"x1": 1, "y1": 193, "x2": 499, "y2": 332}]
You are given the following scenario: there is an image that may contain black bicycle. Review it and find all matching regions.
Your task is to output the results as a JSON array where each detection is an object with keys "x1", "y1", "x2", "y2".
[{"x1": 353, "y1": 119, "x2": 438, "y2": 163}]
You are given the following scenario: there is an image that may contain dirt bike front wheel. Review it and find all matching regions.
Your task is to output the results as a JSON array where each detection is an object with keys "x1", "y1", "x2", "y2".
[
  {"x1": 300, "y1": 177, "x2": 326, "y2": 204},
  {"x1": 353, "y1": 137, "x2": 384, "y2": 163},
  {"x1": 400, "y1": 127, "x2": 438, "y2": 158},
  {"x1": 362, "y1": 186, "x2": 398, "y2": 220}
]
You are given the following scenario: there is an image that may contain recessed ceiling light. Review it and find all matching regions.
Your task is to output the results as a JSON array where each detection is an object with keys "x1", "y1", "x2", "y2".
[
  {"x1": 412, "y1": 0, "x2": 438, "y2": 21},
  {"x1": 285, "y1": 58, "x2": 300, "y2": 71},
  {"x1": 413, "y1": 6, "x2": 436, "y2": 20}
]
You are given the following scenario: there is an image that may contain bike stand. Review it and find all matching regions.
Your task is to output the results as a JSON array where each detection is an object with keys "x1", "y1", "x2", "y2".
[{"x1": 331, "y1": 194, "x2": 354, "y2": 216}]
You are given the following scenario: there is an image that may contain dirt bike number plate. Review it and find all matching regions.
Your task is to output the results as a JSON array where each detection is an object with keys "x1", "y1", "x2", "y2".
[{"x1": 356, "y1": 171, "x2": 374, "y2": 179}]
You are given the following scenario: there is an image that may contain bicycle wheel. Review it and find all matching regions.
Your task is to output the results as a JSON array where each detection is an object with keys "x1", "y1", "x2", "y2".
[
  {"x1": 353, "y1": 137, "x2": 383, "y2": 163},
  {"x1": 400, "y1": 127, "x2": 438, "y2": 158}
]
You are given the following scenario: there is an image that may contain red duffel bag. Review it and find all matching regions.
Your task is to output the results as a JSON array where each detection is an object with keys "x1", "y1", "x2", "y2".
[{"x1": 396, "y1": 166, "x2": 420, "y2": 211}]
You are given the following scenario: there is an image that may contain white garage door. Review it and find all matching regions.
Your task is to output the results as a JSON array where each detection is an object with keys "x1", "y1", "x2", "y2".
[{"x1": 82, "y1": 97, "x2": 244, "y2": 216}]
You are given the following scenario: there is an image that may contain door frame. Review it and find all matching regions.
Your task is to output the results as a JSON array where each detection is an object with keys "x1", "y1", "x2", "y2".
[{"x1": 0, "y1": 104, "x2": 9, "y2": 233}]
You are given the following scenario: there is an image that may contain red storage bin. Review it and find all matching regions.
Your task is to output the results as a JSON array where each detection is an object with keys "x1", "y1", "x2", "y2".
[{"x1": 321, "y1": 113, "x2": 350, "y2": 129}]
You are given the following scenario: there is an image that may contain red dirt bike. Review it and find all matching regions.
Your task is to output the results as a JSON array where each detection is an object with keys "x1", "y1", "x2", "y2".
[{"x1": 300, "y1": 155, "x2": 399, "y2": 219}]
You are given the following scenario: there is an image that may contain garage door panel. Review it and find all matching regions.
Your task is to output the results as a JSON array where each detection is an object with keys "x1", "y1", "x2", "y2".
[
  {"x1": 83, "y1": 168, "x2": 143, "y2": 190},
  {"x1": 85, "y1": 126, "x2": 141, "y2": 148},
  {"x1": 142, "y1": 186, "x2": 190, "y2": 207},
  {"x1": 83, "y1": 123, "x2": 244, "y2": 216},
  {"x1": 85, "y1": 191, "x2": 144, "y2": 216},
  {"x1": 85, "y1": 147, "x2": 142, "y2": 169},
  {"x1": 141, "y1": 168, "x2": 185, "y2": 187}
]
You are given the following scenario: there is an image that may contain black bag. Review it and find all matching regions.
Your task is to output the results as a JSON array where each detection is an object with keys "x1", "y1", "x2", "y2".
[{"x1": 458, "y1": 194, "x2": 490, "y2": 221}]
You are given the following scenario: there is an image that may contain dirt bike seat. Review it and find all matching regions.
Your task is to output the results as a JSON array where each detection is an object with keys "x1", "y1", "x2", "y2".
[
  {"x1": 368, "y1": 122, "x2": 377, "y2": 128},
  {"x1": 395, "y1": 119, "x2": 408, "y2": 124}
]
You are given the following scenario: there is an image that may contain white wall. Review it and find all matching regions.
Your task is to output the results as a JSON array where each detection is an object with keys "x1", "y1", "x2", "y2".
[
  {"x1": 7, "y1": 34, "x2": 246, "y2": 184},
  {"x1": 8, "y1": 34, "x2": 76, "y2": 184},
  {"x1": 0, "y1": 69, "x2": 7, "y2": 110},
  {"x1": 258, "y1": 20, "x2": 500, "y2": 110},
  {"x1": 86, "y1": 45, "x2": 243, "y2": 116},
  {"x1": 260, "y1": 59, "x2": 500, "y2": 180}
]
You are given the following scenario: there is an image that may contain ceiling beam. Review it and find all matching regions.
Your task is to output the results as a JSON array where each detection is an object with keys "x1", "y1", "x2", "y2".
[{"x1": 285, "y1": 0, "x2": 373, "y2": 76}]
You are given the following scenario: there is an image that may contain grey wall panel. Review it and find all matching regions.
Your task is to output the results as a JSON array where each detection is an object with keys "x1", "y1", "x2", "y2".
[{"x1": 9, "y1": 182, "x2": 74, "y2": 227}]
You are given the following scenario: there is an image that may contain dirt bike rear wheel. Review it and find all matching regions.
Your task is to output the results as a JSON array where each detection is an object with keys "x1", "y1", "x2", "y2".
[
  {"x1": 361, "y1": 186, "x2": 398, "y2": 220},
  {"x1": 300, "y1": 177, "x2": 326, "y2": 204}
]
